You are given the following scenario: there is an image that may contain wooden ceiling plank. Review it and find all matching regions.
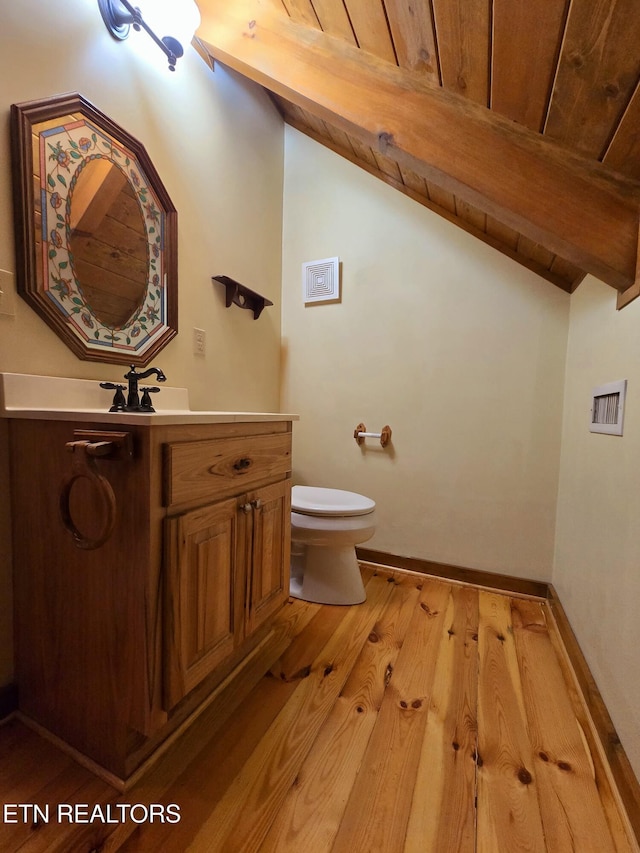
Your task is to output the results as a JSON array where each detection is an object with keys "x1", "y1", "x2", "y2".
[
  {"x1": 349, "y1": 136, "x2": 380, "y2": 170},
  {"x1": 604, "y1": 81, "x2": 640, "y2": 182},
  {"x1": 549, "y1": 257, "x2": 586, "y2": 293},
  {"x1": 485, "y1": 216, "x2": 519, "y2": 251},
  {"x1": 426, "y1": 182, "x2": 456, "y2": 215},
  {"x1": 279, "y1": 100, "x2": 331, "y2": 142},
  {"x1": 286, "y1": 101, "x2": 346, "y2": 151},
  {"x1": 282, "y1": 100, "x2": 316, "y2": 130},
  {"x1": 382, "y1": 0, "x2": 439, "y2": 79},
  {"x1": 517, "y1": 235, "x2": 556, "y2": 270},
  {"x1": 309, "y1": 0, "x2": 356, "y2": 43},
  {"x1": 298, "y1": 106, "x2": 334, "y2": 140},
  {"x1": 280, "y1": 0, "x2": 320, "y2": 27},
  {"x1": 544, "y1": 0, "x2": 640, "y2": 158},
  {"x1": 324, "y1": 123, "x2": 357, "y2": 154},
  {"x1": 491, "y1": 0, "x2": 569, "y2": 132},
  {"x1": 197, "y1": 0, "x2": 640, "y2": 290},
  {"x1": 399, "y1": 167, "x2": 428, "y2": 196},
  {"x1": 455, "y1": 198, "x2": 486, "y2": 233},
  {"x1": 342, "y1": 0, "x2": 397, "y2": 64},
  {"x1": 372, "y1": 150, "x2": 403, "y2": 181},
  {"x1": 431, "y1": 0, "x2": 491, "y2": 105},
  {"x1": 277, "y1": 98, "x2": 306, "y2": 124}
]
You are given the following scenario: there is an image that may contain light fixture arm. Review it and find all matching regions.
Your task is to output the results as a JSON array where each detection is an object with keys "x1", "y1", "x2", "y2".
[{"x1": 98, "y1": 0, "x2": 185, "y2": 71}]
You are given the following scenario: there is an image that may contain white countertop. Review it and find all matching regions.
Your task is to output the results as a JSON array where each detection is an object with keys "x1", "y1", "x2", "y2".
[{"x1": 0, "y1": 373, "x2": 298, "y2": 426}]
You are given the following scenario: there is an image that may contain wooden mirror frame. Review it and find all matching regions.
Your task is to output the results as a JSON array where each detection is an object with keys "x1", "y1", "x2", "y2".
[{"x1": 11, "y1": 92, "x2": 178, "y2": 366}]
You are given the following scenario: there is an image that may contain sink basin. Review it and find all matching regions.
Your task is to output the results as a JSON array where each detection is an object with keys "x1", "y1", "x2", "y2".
[{"x1": 0, "y1": 373, "x2": 297, "y2": 425}]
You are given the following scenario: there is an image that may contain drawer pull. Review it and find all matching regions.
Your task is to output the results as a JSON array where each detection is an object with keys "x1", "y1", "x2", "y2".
[{"x1": 233, "y1": 457, "x2": 252, "y2": 471}]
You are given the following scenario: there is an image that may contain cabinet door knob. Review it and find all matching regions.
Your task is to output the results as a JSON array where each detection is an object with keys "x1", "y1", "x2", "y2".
[{"x1": 240, "y1": 499, "x2": 262, "y2": 514}]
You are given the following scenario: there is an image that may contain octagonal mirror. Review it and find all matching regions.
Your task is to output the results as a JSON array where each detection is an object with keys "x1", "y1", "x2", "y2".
[{"x1": 11, "y1": 93, "x2": 178, "y2": 365}]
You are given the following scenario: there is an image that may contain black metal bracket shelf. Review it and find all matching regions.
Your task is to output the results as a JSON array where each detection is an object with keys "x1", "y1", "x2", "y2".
[{"x1": 212, "y1": 275, "x2": 273, "y2": 320}]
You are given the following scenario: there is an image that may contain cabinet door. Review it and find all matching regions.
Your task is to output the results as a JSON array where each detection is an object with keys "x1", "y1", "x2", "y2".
[
  {"x1": 246, "y1": 479, "x2": 291, "y2": 635},
  {"x1": 164, "y1": 497, "x2": 243, "y2": 709}
]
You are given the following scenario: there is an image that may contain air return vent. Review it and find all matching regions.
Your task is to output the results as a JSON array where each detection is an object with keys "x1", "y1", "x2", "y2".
[
  {"x1": 590, "y1": 379, "x2": 627, "y2": 435},
  {"x1": 302, "y1": 257, "x2": 340, "y2": 304}
]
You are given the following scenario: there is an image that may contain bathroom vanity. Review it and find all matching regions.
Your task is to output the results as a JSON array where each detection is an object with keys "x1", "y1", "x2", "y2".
[{"x1": 2, "y1": 374, "x2": 295, "y2": 786}]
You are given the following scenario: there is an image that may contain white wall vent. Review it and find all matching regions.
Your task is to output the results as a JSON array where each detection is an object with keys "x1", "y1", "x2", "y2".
[
  {"x1": 302, "y1": 257, "x2": 340, "y2": 304},
  {"x1": 590, "y1": 379, "x2": 627, "y2": 436}
]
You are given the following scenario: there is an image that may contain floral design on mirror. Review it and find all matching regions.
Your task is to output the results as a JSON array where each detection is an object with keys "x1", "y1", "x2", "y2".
[{"x1": 11, "y1": 93, "x2": 178, "y2": 365}]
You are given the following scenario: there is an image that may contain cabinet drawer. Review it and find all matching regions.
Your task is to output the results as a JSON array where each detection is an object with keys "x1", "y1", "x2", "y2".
[{"x1": 164, "y1": 432, "x2": 291, "y2": 508}]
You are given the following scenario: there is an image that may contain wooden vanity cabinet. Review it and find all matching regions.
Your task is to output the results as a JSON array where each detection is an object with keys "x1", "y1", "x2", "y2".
[
  {"x1": 163, "y1": 462, "x2": 291, "y2": 710},
  {"x1": 9, "y1": 416, "x2": 292, "y2": 785}
]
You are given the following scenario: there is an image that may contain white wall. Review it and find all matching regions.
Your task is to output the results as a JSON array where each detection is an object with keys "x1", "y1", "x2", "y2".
[
  {"x1": 555, "y1": 276, "x2": 640, "y2": 779},
  {"x1": 281, "y1": 128, "x2": 569, "y2": 580},
  {"x1": 0, "y1": 0, "x2": 285, "y2": 686}
]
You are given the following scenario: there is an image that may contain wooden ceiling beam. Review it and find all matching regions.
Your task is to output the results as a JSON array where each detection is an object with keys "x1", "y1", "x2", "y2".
[
  {"x1": 288, "y1": 114, "x2": 579, "y2": 292},
  {"x1": 196, "y1": 0, "x2": 640, "y2": 294}
]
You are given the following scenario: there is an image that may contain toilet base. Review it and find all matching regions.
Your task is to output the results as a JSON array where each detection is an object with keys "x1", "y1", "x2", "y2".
[{"x1": 289, "y1": 544, "x2": 366, "y2": 605}]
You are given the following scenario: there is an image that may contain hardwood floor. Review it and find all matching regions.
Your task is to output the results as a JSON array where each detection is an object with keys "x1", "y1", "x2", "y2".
[{"x1": 0, "y1": 565, "x2": 637, "y2": 852}]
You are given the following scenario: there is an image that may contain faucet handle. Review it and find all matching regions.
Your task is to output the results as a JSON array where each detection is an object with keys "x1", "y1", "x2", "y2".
[
  {"x1": 100, "y1": 382, "x2": 126, "y2": 412},
  {"x1": 140, "y1": 386, "x2": 161, "y2": 412}
]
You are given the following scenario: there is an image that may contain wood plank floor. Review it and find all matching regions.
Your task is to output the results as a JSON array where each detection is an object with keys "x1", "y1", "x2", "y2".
[{"x1": 0, "y1": 565, "x2": 637, "y2": 852}]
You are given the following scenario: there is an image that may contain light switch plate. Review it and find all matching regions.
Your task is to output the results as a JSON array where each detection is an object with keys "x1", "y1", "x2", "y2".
[{"x1": 0, "y1": 269, "x2": 16, "y2": 317}]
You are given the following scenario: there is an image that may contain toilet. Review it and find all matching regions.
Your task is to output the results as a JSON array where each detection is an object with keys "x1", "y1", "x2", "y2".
[{"x1": 289, "y1": 485, "x2": 376, "y2": 605}]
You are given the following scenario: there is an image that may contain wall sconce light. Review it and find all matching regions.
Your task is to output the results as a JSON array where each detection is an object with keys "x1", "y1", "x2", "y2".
[{"x1": 98, "y1": 0, "x2": 201, "y2": 71}]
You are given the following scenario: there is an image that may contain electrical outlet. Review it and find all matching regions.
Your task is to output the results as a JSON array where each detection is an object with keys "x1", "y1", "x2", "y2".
[
  {"x1": 193, "y1": 327, "x2": 206, "y2": 355},
  {"x1": 0, "y1": 269, "x2": 16, "y2": 317}
]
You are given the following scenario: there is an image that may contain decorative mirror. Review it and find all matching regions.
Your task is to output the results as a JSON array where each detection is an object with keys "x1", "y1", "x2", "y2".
[{"x1": 11, "y1": 93, "x2": 177, "y2": 365}]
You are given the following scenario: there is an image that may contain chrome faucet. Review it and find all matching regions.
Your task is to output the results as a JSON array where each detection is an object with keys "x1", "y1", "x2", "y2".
[{"x1": 100, "y1": 364, "x2": 167, "y2": 413}]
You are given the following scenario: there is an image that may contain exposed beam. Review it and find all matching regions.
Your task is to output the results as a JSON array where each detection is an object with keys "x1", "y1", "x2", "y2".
[
  {"x1": 617, "y1": 218, "x2": 640, "y2": 309},
  {"x1": 196, "y1": 0, "x2": 640, "y2": 295},
  {"x1": 286, "y1": 115, "x2": 579, "y2": 293}
]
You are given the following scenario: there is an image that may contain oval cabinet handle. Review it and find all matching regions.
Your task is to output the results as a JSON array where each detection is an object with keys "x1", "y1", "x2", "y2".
[
  {"x1": 251, "y1": 499, "x2": 262, "y2": 510},
  {"x1": 240, "y1": 502, "x2": 253, "y2": 514},
  {"x1": 59, "y1": 440, "x2": 117, "y2": 550}
]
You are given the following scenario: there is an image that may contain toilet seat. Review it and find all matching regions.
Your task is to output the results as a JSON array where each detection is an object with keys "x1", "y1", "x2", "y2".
[{"x1": 292, "y1": 485, "x2": 375, "y2": 517}]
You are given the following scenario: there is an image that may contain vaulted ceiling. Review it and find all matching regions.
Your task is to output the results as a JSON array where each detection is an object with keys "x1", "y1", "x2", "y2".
[{"x1": 195, "y1": 0, "x2": 640, "y2": 307}]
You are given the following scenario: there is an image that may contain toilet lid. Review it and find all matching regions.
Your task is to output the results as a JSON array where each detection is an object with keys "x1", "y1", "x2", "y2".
[{"x1": 292, "y1": 486, "x2": 375, "y2": 517}]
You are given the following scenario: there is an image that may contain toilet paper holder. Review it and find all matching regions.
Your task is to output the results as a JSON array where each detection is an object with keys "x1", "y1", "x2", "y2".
[{"x1": 354, "y1": 423, "x2": 392, "y2": 448}]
